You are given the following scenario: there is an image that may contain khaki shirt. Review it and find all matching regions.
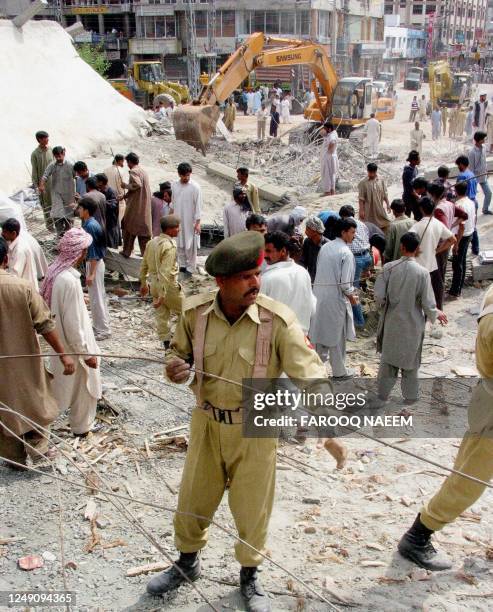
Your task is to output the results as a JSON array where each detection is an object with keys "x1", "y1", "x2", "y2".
[
  {"x1": 477, "y1": 286, "x2": 493, "y2": 380},
  {"x1": 358, "y1": 176, "x2": 390, "y2": 230},
  {"x1": 245, "y1": 181, "x2": 261, "y2": 214},
  {"x1": 140, "y1": 233, "x2": 178, "y2": 297},
  {"x1": 166, "y1": 291, "x2": 327, "y2": 408},
  {"x1": 31, "y1": 146, "x2": 54, "y2": 186}
]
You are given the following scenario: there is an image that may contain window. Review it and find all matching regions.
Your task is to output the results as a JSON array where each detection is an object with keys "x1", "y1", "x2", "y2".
[
  {"x1": 195, "y1": 11, "x2": 207, "y2": 37},
  {"x1": 425, "y1": 3, "x2": 436, "y2": 14},
  {"x1": 144, "y1": 16, "x2": 156, "y2": 38},
  {"x1": 280, "y1": 12, "x2": 296, "y2": 34},
  {"x1": 385, "y1": 3, "x2": 394, "y2": 14},
  {"x1": 412, "y1": 4, "x2": 423, "y2": 15},
  {"x1": 297, "y1": 10, "x2": 310, "y2": 36},
  {"x1": 318, "y1": 11, "x2": 331, "y2": 39},
  {"x1": 400, "y1": 0, "x2": 406, "y2": 7},
  {"x1": 222, "y1": 10, "x2": 235, "y2": 37},
  {"x1": 265, "y1": 11, "x2": 279, "y2": 34},
  {"x1": 253, "y1": 11, "x2": 265, "y2": 33}
]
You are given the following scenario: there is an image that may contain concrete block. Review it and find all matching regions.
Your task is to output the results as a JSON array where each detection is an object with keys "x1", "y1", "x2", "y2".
[
  {"x1": 206, "y1": 162, "x2": 290, "y2": 203},
  {"x1": 472, "y1": 257, "x2": 493, "y2": 281},
  {"x1": 423, "y1": 157, "x2": 493, "y2": 181},
  {"x1": 105, "y1": 248, "x2": 142, "y2": 280}
]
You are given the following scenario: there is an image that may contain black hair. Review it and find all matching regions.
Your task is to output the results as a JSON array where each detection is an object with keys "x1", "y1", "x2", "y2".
[
  {"x1": 2, "y1": 218, "x2": 20, "y2": 234},
  {"x1": 85, "y1": 177, "x2": 98, "y2": 190},
  {"x1": 177, "y1": 162, "x2": 192, "y2": 175},
  {"x1": 78, "y1": 197, "x2": 97, "y2": 216},
  {"x1": 390, "y1": 198, "x2": 406, "y2": 214},
  {"x1": 455, "y1": 155, "x2": 469, "y2": 167},
  {"x1": 159, "y1": 181, "x2": 171, "y2": 191},
  {"x1": 95, "y1": 173, "x2": 108, "y2": 185},
  {"x1": 454, "y1": 181, "x2": 468, "y2": 197},
  {"x1": 113, "y1": 154, "x2": 124, "y2": 163},
  {"x1": 52, "y1": 146, "x2": 65, "y2": 156},
  {"x1": 419, "y1": 196, "x2": 434, "y2": 216},
  {"x1": 264, "y1": 231, "x2": 291, "y2": 251},
  {"x1": 237, "y1": 167, "x2": 249, "y2": 176},
  {"x1": 367, "y1": 162, "x2": 378, "y2": 173},
  {"x1": 73, "y1": 161, "x2": 88, "y2": 173},
  {"x1": 246, "y1": 213, "x2": 266, "y2": 228},
  {"x1": 428, "y1": 182, "x2": 445, "y2": 200},
  {"x1": 335, "y1": 217, "x2": 357, "y2": 237},
  {"x1": 400, "y1": 231, "x2": 420, "y2": 253},
  {"x1": 125, "y1": 152, "x2": 140, "y2": 165},
  {"x1": 407, "y1": 150, "x2": 420, "y2": 162},
  {"x1": 0, "y1": 236, "x2": 8, "y2": 263},
  {"x1": 338, "y1": 205, "x2": 355, "y2": 218},
  {"x1": 35, "y1": 131, "x2": 48, "y2": 141},
  {"x1": 323, "y1": 122, "x2": 334, "y2": 131},
  {"x1": 437, "y1": 165, "x2": 450, "y2": 178},
  {"x1": 412, "y1": 177, "x2": 428, "y2": 191},
  {"x1": 473, "y1": 131, "x2": 487, "y2": 143}
]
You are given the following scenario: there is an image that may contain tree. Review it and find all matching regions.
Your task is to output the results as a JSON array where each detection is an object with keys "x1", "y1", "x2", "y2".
[{"x1": 77, "y1": 44, "x2": 110, "y2": 78}]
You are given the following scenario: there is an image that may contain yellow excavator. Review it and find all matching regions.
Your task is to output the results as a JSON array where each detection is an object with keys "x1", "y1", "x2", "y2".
[
  {"x1": 428, "y1": 61, "x2": 472, "y2": 108},
  {"x1": 173, "y1": 32, "x2": 395, "y2": 152},
  {"x1": 110, "y1": 61, "x2": 189, "y2": 106}
]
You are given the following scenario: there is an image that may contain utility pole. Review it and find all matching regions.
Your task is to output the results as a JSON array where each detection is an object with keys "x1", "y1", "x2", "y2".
[
  {"x1": 207, "y1": 0, "x2": 217, "y2": 76},
  {"x1": 185, "y1": 0, "x2": 200, "y2": 98}
]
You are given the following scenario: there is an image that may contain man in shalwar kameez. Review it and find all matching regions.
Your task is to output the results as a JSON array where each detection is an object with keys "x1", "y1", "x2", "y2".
[
  {"x1": 121, "y1": 153, "x2": 152, "y2": 257},
  {"x1": 375, "y1": 231, "x2": 447, "y2": 403},
  {"x1": 309, "y1": 218, "x2": 358, "y2": 378},
  {"x1": 171, "y1": 163, "x2": 202, "y2": 274},
  {"x1": 0, "y1": 237, "x2": 75, "y2": 467},
  {"x1": 41, "y1": 229, "x2": 102, "y2": 436}
]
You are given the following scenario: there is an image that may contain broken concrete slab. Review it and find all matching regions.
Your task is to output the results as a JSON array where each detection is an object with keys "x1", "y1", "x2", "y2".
[
  {"x1": 423, "y1": 157, "x2": 493, "y2": 181},
  {"x1": 206, "y1": 161, "x2": 292, "y2": 204},
  {"x1": 105, "y1": 248, "x2": 142, "y2": 280},
  {"x1": 472, "y1": 257, "x2": 493, "y2": 281}
]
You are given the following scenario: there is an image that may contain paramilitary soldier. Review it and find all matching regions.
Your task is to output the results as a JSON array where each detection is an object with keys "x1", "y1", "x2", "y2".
[
  {"x1": 398, "y1": 283, "x2": 493, "y2": 570},
  {"x1": 146, "y1": 231, "x2": 346, "y2": 611}
]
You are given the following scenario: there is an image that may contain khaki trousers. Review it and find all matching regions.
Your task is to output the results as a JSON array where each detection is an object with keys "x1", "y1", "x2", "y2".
[
  {"x1": 0, "y1": 425, "x2": 50, "y2": 465},
  {"x1": 174, "y1": 408, "x2": 278, "y2": 566},
  {"x1": 152, "y1": 283, "x2": 183, "y2": 341},
  {"x1": 420, "y1": 381, "x2": 493, "y2": 531}
]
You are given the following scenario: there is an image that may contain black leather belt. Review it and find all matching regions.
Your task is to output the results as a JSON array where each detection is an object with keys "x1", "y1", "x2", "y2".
[{"x1": 352, "y1": 249, "x2": 370, "y2": 256}]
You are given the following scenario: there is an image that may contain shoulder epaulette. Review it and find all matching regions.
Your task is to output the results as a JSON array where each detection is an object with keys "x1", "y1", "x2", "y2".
[
  {"x1": 183, "y1": 290, "x2": 217, "y2": 312},
  {"x1": 256, "y1": 293, "x2": 296, "y2": 325}
]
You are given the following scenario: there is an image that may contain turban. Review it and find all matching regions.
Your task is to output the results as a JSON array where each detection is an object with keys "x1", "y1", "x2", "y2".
[
  {"x1": 305, "y1": 215, "x2": 325, "y2": 234},
  {"x1": 40, "y1": 228, "x2": 93, "y2": 306}
]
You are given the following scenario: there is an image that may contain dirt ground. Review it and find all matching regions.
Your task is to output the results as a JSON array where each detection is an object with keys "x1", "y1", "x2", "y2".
[{"x1": 1, "y1": 83, "x2": 493, "y2": 611}]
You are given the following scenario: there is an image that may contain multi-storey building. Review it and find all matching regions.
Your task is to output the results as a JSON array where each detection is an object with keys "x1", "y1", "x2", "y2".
[
  {"x1": 1, "y1": 1, "x2": 388, "y2": 82},
  {"x1": 384, "y1": 0, "x2": 488, "y2": 55},
  {"x1": 382, "y1": 15, "x2": 426, "y2": 78}
]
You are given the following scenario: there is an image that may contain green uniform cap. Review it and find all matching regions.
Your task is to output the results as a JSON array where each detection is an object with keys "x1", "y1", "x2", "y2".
[{"x1": 205, "y1": 231, "x2": 265, "y2": 277}]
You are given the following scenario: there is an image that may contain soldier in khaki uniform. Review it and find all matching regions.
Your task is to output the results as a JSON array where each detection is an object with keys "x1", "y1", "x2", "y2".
[
  {"x1": 140, "y1": 215, "x2": 183, "y2": 348},
  {"x1": 398, "y1": 284, "x2": 493, "y2": 570},
  {"x1": 146, "y1": 231, "x2": 346, "y2": 611},
  {"x1": 31, "y1": 131, "x2": 54, "y2": 231}
]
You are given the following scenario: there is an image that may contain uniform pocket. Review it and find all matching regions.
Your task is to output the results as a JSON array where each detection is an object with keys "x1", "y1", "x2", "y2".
[{"x1": 238, "y1": 346, "x2": 255, "y2": 366}]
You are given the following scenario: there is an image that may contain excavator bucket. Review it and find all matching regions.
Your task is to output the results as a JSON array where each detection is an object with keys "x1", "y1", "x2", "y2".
[{"x1": 172, "y1": 104, "x2": 221, "y2": 154}]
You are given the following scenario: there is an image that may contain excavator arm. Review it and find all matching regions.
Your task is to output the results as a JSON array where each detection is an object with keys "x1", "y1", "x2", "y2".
[{"x1": 173, "y1": 32, "x2": 338, "y2": 152}]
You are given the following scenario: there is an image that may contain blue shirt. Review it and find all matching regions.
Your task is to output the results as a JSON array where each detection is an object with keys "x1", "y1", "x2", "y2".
[
  {"x1": 318, "y1": 211, "x2": 339, "y2": 224},
  {"x1": 456, "y1": 169, "x2": 478, "y2": 201},
  {"x1": 76, "y1": 172, "x2": 94, "y2": 197},
  {"x1": 83, "y1": 217, "x2": 106, "y2": 261}
]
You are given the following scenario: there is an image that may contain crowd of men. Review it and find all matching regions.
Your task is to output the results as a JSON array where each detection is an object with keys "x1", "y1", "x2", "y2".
[{"x1": 0, "y1": 122, "x2": 492, "y2": 612}]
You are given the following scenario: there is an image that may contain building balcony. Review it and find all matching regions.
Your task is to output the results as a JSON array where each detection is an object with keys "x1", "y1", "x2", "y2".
[{"x1": 129, "y1": 37, "x2": 182, "y2": 55}]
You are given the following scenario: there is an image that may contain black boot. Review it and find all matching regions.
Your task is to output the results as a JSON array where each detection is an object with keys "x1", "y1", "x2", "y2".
[
  {"x1": 240, "y1": 567, "x2": 271, "y2": 612},
  {"x1": 398, "y1": 514, "x2": 452, "y2": 571},
  {"x1": 146, "y1": 552, "x2": 201, "y2": 595}
]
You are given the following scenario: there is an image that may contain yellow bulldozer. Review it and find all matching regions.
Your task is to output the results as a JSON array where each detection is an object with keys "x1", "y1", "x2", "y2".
[
  {"x1": 428, "y1": 61, "x2": 472, "y2": 108},
  {"x1": 109, "y1": 61, "x2": 189, "y2": 107},
  {"x1": 173, "y1": 32, "x2": 395, "y2": 152}
]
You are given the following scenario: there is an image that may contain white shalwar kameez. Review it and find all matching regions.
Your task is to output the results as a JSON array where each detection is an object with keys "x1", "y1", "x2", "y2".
[
  {"x1": 171, "y1": 179, "x2": 203, "y2": 273},
  {"x1": 365, "y1": 118, "x2": 381, "y2": 158},
  {"x1": 280, "y1": 98, "x2": 291, "y2": 123},
  {"x1": 320, "y1": 131, "x2": 339, "y2": 193},
  {"x1": 7, "y1": 235, "x2": 39, "y2": 290},
  {"x1": 49, "y1": 268, "x2": 102, "y2": 434}
]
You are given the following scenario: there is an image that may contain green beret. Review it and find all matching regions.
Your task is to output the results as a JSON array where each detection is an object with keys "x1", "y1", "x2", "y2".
[{"x1": 206, "y1": 231, "x2": 265, "y2": 277}]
